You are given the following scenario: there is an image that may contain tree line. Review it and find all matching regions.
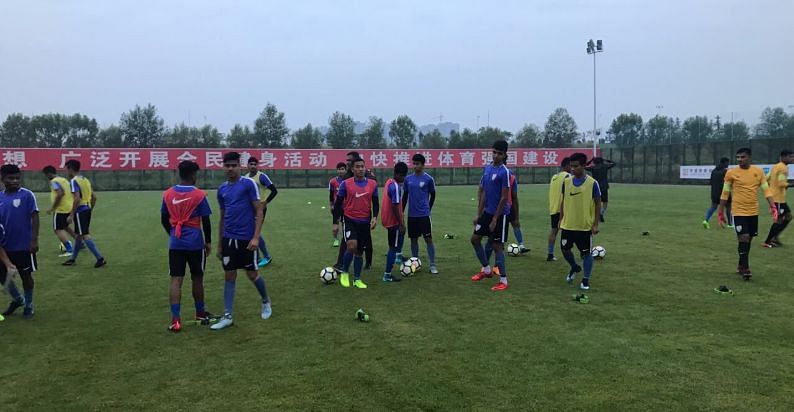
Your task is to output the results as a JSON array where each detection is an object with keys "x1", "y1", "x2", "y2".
[
  {"x1": 1, "y1": 103, "x2": 792, "y2": 149},
  {"x1": 606, "y1": 107, "x2": 794, "y2": 146}
]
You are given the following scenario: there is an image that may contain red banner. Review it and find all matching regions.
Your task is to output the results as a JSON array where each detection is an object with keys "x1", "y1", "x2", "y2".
[{"x1": 0, "y1": 148, "x2": 593, "y2": 171}]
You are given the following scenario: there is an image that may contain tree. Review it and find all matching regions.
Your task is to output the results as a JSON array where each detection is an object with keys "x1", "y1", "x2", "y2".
[
  {"x1": 755, "y1": 107, "x2": 789, "y2": 138},
  {"x1": 119, "y1": 104, "x2": 165, "y2": 147},
  {"x1": 447, "y1": 129, "x2": 463, "y2": 149},
  {"x1": 389, "y1": 115, "x2": 417, "y2": 148},
  {"x1": 477, "y1": 127, "x2": 512, "y2": 147},
  {"x1": 682, "y1": 116, "x2": 713, "y2": 142},
  {"x1": 0, "y1": 113, "x2": 34, "y2": 147},
  {"x1": 460, "y1": 128, "x2": 479, "y2": 148},
  {"x1": 645, "y1": 115, "x2": 673, "y2": 145},
  {"x1": 253, "y1": 103, "x2": 289, "y2": 148},
  {"x1": 607, "y1": 113, "x2": 643, "y2": 146},
  {"x1": 30, "y1": 114, "x2": 70, "y2": 148},
  {"x1": 543, "y1": 108, "x2": 578, "y2": 147},
  {"x1": 227, "y1": 124, "x2": 254, "y2": 148},
  {"x1": 63, "y1": 114, "x2": 99, "y2": 147},
  {"x1": 720, "y1": 121, "x2": 751, "y2": 141},
  {"x1": 291, "y1": 123, "x2": 324, "y2": 149},
  {"x1": 359, "y1": 116, "x2": 387, "y2": 148},
  {"x1": 420, "y1": 129, "x2": 447, "y2": 149},
  {"x1": 97, "y1": 125, "x2": 123, "y2": 147},
  {"x1": 514, "y1": 124, "x2": 542, "y2": 147},
  {"x1": 327, "y1": 111, "x2": 356, "y2": 149}
]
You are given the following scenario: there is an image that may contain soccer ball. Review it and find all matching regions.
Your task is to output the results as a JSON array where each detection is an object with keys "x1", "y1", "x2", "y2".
[
  {"x1": 408, "y1": 257, "x2": 422, "y2": 272},
  {"x1": 320, "y1": 267, "x2": 337, "y2": 284},
  {"x1": 591, "y1": 246, "x2": 606, "y2": 259},
  {"x1": 400, "y1": 259, "x2": 419, "y2": 277},
  {"x1": 507, "y1": 243, "x2": 521, "y2": 257}
]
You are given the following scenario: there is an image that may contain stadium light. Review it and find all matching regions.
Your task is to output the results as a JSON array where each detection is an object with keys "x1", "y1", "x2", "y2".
[{"x1": 586, "y1": 39, "x2": 604, "y2": 157}]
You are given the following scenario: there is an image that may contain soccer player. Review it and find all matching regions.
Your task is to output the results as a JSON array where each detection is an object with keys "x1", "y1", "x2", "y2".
[
  {"x1": 0, "y1": 206, "x2": 25, "y2": 316},
  {"x1": 161, "y1": 161, "x2": 213, "y2": 332},
  {"x1": 334, "y1": 152, "x2": 377, "y2": 270},
  {"x1": 246, "y1": 157, "x2": 278, "y2": 267},
  {"x1": 703, "y1": 157, "x2": 731, "y2": 229},
  {"x1": 560, "y1": 153, "x2": 601, "y2": 290},
  {"x1": 716, "y1": 147, "x2": 777, "y2": 280},
  {"x1": 211, "y1": 152, "x2": 272, "y2": 330},
  {"x1": 333, "y1": 156, "x2": 379, "y2": 289},
  {"x1": 0, "y1": 165, "x2": 39, "y2": 318},
  {"x1": 484, "y1": 170, "x2": 529, "y2": 262},
  {"x1": 547, "y1": 157, "x2": 571, "y2": 261},
  {"x1": 762, "y1": 149, "x2": 793, "y2": 248},
  {"x1": 62, "y1": 160, "x2": 106, "y2": 268},
  {"x1": 381, "y1": 162, "x2": 409, "y2": 282},
  {"x1": 585, "y1": 157, "x2": 615, "y2": 222},
  {"x1": 470, "y1": 140, "x2": 511, "y2": 291},
  {"x1": 403, "y1": 153, "x2": 438, "y2": 274},
  {"x1": 42, "y1": 165, "x2": 77, "y2": 257},
  {"x1": 329, "y1": 162, "x2": 347, "y2": 247}
]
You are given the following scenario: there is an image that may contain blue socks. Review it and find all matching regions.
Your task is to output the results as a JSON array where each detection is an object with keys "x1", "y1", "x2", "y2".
[
  {"x1": 484, "y1": 240, "x2": 493, "y2": 262},
  {"x1": 71, "y1": 238, "x2": 83, "y2": 260},
  {"x1": 473, "y1": 242, "x2": 488, "y2": 267},
  {"x1": 513, "y1": 227, "x2": 524, "y2": 245},
  {"x1": 223, "y1": 280, "x2": 236, "y2": 315},
  {"x1": 705, "y1": 206, "x2": 716, "y2": 221},
  {"x1": 495, "y1": 250, "x2": 507, "y2": 280},
  {"x1": 342, "y1": 250, "x2": 354, "y2": 272},
  {"x1": 195, "y1": 301, "x2": 205, "y2": 316},
  {"x1": 385, "y1": 249, "x2": 397, "y2": 274},
  {"x1": 24, "y1": 289, "x2": 33, "y2": 308},
  {"x1": 353, "y1": 256, "x2": 363, "y2": 280},
  {"x1": 252, "y1": 276, "x2": 269, "y2": 303},
  {"x1": 548, "y1": 243, "x2": 555, "y2": 255},
  {"x1": 411, "y1": 238, "x2": 419, "y2": 258},
  {"x1": 84, "y1": 239, "x2": 103, "y2": 260},
  {"x1": 258, "y1": 236, "x2": 270, "y2": 259},
  {"x1": 562, "y1": 249, "x2": 578, "y2": 269},
  {"x1": 170, "y1": 303, "x2": 180, "y2": 319},
  {"x1": 63, "y1": 240, "x2": 73, "y2": 253},
  {"x1": 427, "y1": 243, "x2": 436, "y2": 265},
  {"x1": 583, "y1": 254, "x2": 594, "y2": 279}
]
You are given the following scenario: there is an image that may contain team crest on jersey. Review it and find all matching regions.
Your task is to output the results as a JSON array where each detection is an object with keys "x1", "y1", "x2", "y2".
[
  {"x1": 419, "y1": 182, "x2": 425, "y2": 188},
  {"x1": 561, "y1": 239, "x2": 568, "y2": 246},
  {"x1": 223, "y1": 256, "x2": 230, "y2": 266},
  {"x1": 735, "y1": 225, "x2": 742, "y2": 233},
  {"x1": 12, "y1": 199, "x2": 21, "y2": 208},
  {"x1": 475, "y1": 224, "x2": 481, "y2": 231},
  {"x1": 491, "y1": 174, "x2": 497, "y2": 181}
]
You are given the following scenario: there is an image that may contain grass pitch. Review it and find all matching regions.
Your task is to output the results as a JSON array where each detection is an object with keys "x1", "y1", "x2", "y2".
[{"x1": 2, "y1": 184, "x2": 793, "y2": 410}]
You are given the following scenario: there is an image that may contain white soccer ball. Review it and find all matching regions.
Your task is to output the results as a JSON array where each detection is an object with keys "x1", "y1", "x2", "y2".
[
  {"x1": 507, "y1": 243, "x2": 521, "y2": 257},
  {"x1": 320, "y1": 267, "x2": 337, "y2": 284},
  {"x1": 591, "y1": 246, "x2": 606, "y2": 259},
  {"x1": 400, "y1": 260, "x2": 417, "y2": 277},
  {"x1": 408, "y1": 257, "x2": 422, "y2": 272}
]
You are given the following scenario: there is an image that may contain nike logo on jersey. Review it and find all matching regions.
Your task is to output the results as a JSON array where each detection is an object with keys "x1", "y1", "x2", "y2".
[
  {"x1": 355, "y1": 192, "x2": 368, "y2": 198},
  {"x1": 172, "y1": 198, "x2": 190, "y2": 204},
  {"x1": 569, "y1": 192, "x2": 582, "y2": 196}
]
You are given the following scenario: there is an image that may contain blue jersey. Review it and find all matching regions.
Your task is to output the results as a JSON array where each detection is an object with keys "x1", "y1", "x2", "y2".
[
  {"x1": 217, "y1": 177, "x2": 260, "y2": 240},
  {"x1": 161, "y1": 186, "x2": 212, "y2": 250},
  {"x1": 0, "y1": 188, "x2": 39, "y2": 252},
  {"x1": 479, "y1": 164, "x2": 511, "y2": 216},
  {"x1": 404, "y1": 172, "x2": 435, "y2": 218}
]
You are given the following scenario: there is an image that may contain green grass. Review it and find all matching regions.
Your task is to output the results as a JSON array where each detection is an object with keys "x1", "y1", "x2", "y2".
[{"x1": 2, "y1": 184, "x2": 794, "y2": 411}]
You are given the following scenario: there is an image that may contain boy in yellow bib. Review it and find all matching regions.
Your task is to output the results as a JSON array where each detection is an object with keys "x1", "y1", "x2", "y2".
[
  {"x1": 42, "y1": 165, "x2": 77, "y2": 257},
  {"x1": 559, "y1": 153, "x2": 601, "y2": 290}
]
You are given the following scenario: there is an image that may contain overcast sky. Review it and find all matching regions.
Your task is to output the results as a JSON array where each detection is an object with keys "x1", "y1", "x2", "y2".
[{"x1": 1, "y1": 0, "x2": 792, "y2": 135}]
